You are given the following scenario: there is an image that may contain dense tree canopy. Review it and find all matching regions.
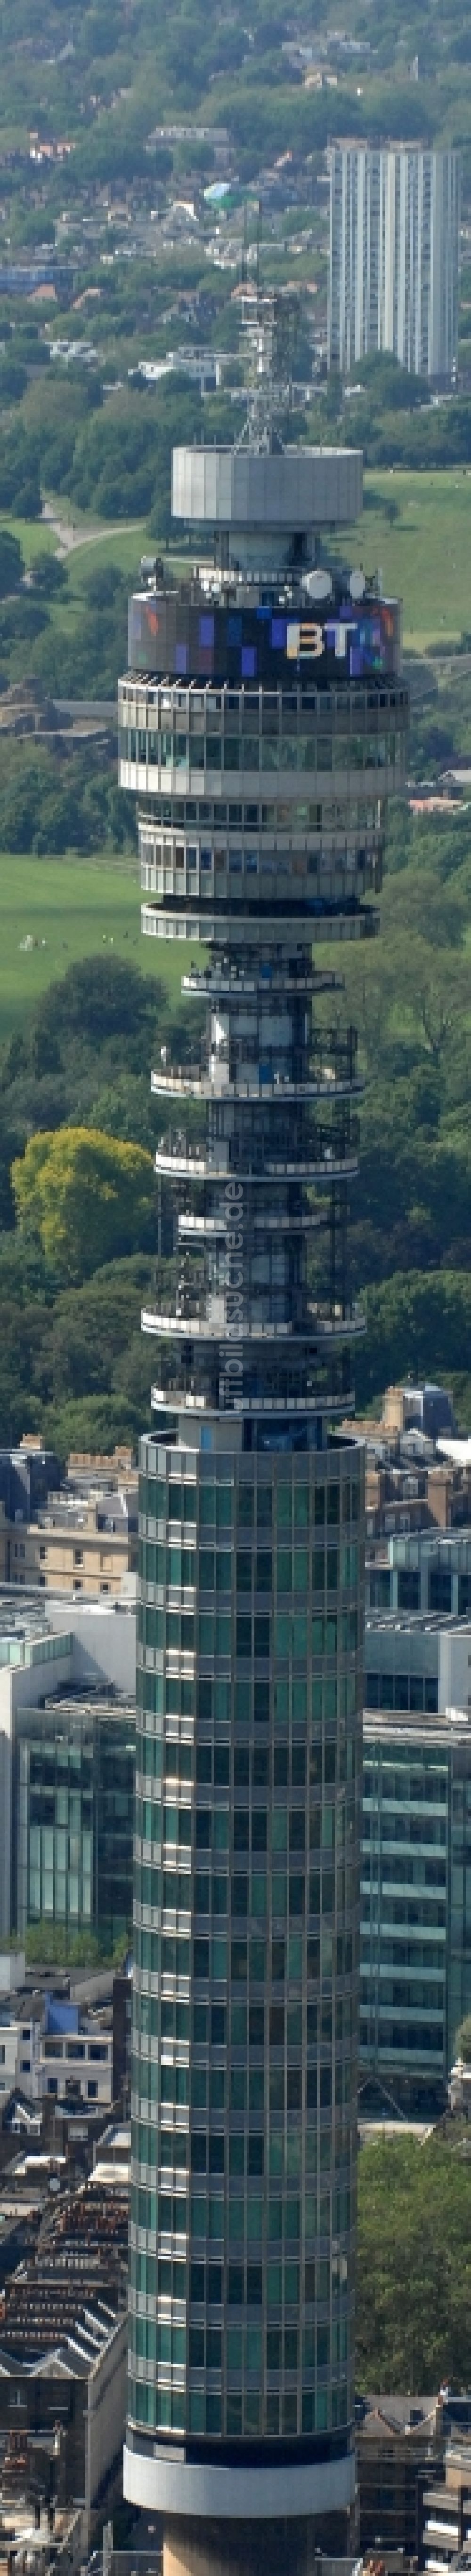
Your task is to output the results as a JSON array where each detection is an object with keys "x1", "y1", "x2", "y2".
[
  {"x1": 0, "y1": 868, "x2": 469, "y2": 1444},
  {"x1": 12, "y1": 1124, "x2": 155, "y2": 1284},
  {"x1": 0, "y1": 741, "x2": 132, "y2": 858},
  {"x1": 357, "y1": 2137, "x2": 471, "y2": 2393}
]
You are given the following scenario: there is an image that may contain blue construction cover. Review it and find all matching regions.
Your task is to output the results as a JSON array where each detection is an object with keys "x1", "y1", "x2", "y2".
[{"x1": 45, "y1": 1996, "x2": 79, "y2": 2036}]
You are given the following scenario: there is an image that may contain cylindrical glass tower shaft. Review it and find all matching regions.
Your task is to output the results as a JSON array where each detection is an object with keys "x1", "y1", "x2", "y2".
[{"x1": 119, "y1": 386, "x2": 407, "y2": 2573}]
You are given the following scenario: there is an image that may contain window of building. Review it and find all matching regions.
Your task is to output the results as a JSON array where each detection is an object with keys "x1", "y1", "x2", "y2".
[
  {"x1": 429, "y1": 1563, "x2": 452, "y2": 1615},
  {"x1": 398, "y1": 1568, "x2": 420, "y2": 1612}
]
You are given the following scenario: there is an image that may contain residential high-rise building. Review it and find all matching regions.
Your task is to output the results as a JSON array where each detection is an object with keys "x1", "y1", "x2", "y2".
[
  {"x1": 118, "y1": 292, "x2": 407, "y2": 2576},
  {"x1": 328, "y1": 144, "x2": 460, "y2": 383}
]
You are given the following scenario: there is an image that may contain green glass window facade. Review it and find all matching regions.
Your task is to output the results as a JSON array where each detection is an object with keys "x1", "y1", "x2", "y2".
[
  {"x1": 360, "y1": 1715, "x2": 471, "y2": 2105},
  {"x1": 129, "y1": 1438, "x2": 363, "y2": 2444},
  {"x1": 16, "y1": 1697, "x2": 135, "y2": 1954}
]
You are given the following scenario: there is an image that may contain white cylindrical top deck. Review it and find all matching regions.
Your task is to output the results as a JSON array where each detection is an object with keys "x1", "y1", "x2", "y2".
[{"x1": 171, "y1": 444, "x2": 362, "y2": 532}]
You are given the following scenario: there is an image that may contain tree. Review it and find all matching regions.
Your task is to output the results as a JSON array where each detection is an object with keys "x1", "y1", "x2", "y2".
[
  {"x1": 32, "y1": 553, "x2": 68, "y2": 598},
  {"x1": 0, "y1": 527, "x2": 23, "y2": 596},
  {"x1": 35, "y1": 1256, "x2": 156, "y2": 1405},
  {"x1": 0, "y1": 358, "x2": 27, "y2": 403},
  {"x1": 32, "y1": 954, "x2": 165, "y2": 1051},
  {"x1": 39, "y1": 1392, "x2": 144, "y2": 1461},
  {"x1": 357, "y1": 2136, "x2": 471, "y2": 2393},
  {"x1": 355, "y1": 1270, "x2": 471, "y2": 1414},
  {"x1": 24, "y1": 1922, "x2": 117, "y2": 1967},
  {"x1": 12, "y1": 1125, "x2": 156, "y2": 1285},
  {"x1": 80, "y1": 560, "x2": 124, "y2": 610},
  {"x1": 455, "y1": 2016, "x2": 471, "y2": 2064}
]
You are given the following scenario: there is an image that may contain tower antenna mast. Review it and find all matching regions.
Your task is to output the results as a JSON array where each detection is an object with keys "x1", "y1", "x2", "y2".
[{"x1": 239, "y1": 198, "x2": 299, "y2": 452}]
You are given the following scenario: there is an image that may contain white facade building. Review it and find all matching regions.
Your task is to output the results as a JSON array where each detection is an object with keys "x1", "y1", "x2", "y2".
[
  {"x1": 328, "y1": 143, "x2": 460, "y2": 383},
  {"x1": 0, "y1": 2004, "x2": 113, "y2": 2108},
  {"x1": 41, "y1": 2013, "x2": 113, "y2": 2107},
  {"x1": 129, "y1": 351, "x2": 224, "y2": 394},
  {"x1": 0, "y1": 2004, "x2": 41, "y2": 2100},
  {"x1": 0, "y1": 1595, "x2": 135, "y2": 1940}
]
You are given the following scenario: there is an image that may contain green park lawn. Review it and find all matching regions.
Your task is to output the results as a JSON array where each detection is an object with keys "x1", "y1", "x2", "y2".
[
  {"x1": 0, "y1": 849, "x2": 194, "y2": 1043},
  {"x1": 332, "y1": 467, "x2": 471, "y2": 652},
  {"x1": 9, "y1": 512, "x2": 148, "y2": 569}
]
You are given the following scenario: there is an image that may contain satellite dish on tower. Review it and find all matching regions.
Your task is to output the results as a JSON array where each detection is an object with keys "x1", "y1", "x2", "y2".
[{"x1": 303, "y1": 569, "x2": 333, "y2": 602}]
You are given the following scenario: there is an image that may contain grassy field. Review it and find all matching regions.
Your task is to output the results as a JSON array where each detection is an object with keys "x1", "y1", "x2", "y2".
[
  {"x1": 332, "y1": 468, "x2": 471, "y2": 652},
  {"x1": 0, "y1": 850, "x2": 195, "y2": 1042},
  {"x1": 9, "y1": 511, "x2": 149, "y2": 570}
]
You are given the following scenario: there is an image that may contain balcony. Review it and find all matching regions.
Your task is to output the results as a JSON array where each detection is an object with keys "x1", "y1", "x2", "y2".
[{"x1": 142, "y1": 1298, "x2": 365, "y2": 1347}]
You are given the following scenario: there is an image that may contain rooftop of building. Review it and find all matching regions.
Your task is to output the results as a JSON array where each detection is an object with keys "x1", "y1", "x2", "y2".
[
  {"x1": 368, "y1": 1521, "x2": 471, "y2": 1559},
  {"x1": 66, "y1": 1448, "x2": 137, "y2": 1494},
  {"x1": 356, "y1": 2393, "x2": 444, "y2": 2435},
  {"x1": 363, "y1": 1705, "x2": 471, "y2": 1747},
  {"x1": 91, "y1": 2121, "x2": 130, "y2": 2191},
  {"x1": 0, "y1": 2298, "x2": 124, "y2": 2380},
  {"x1": 28, "y1": 1495, "x2": 137, "y2": 1533},
  {"x1": 0, "y1": 1958, "x2": 123, "y2": 2013},
  {"x1": 0, "y1": 2093, "x2": 118, "y2": 2174},
  {"x1": 23, "y1": 1688, "x2": 136, "y2": 1730},
  {"x1": 0, "y1": 1594, "x2": 57, "y2": 1648},
  {"x1": 0, "y1": 2493, "x2": 84, "y2": 2576},
  {"x1": 358, "y1": 2116, "x2": 435, "y2": 2145},
  {"x1": 0, "y1": 2178, "x2": 128, "y2": 2366},
  {"x1": 327, "y1": 135, "x2": 459, "y2": 158},
  {"x1": 0, "y1": 1585, "x2": 135, "y2": 1667},
  {"x1": 0, "y1": 2148, "x2": 66, "y2": 2208},
  {"x1": 365, "y1": 1609, "x2": 471, "y2": 1637}
]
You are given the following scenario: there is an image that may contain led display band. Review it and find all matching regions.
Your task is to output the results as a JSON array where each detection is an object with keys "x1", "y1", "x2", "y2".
[{"x1": 129, "y1": 593, "x2": 400, "y2": 685}]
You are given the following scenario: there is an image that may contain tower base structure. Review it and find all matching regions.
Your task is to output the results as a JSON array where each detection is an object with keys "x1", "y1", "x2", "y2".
[{"x1": 161, "y1": 2512, "x2": 353, "y2": 2576}]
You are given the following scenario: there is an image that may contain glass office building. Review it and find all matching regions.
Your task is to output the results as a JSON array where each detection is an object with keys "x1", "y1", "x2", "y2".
[
  {"x1": 119, "y1": 293, "x2": 407, "y2": 2576},
  {"x1": 15, "y1": 1694, "x2": 135, "y2": 1955},
  {"x1": 361, "y1": 1708, "x2": 471, "y2": 2111},
  {"x1": 367, "y1": 1530, "x2": 471, "y2": 1622},
  {"x1": 361, "y1": 1611, "x2": 471, "y2": 2110}
]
